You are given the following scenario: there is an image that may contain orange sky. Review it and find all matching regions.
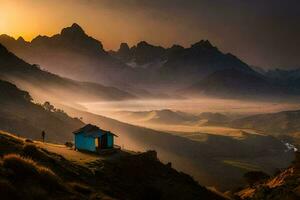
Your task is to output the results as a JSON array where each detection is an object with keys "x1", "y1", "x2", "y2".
[
  {"x1": 0, "y1": 0, "x2": 204, "y2": 51},
  {"x1": 0, "y1": 0, "x2": 300, "y2": 68}
]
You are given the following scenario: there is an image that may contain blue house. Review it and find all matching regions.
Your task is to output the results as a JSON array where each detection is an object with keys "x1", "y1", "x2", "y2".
[{"x1": 73, "y1": 124, "x2": 117, "y2": 152}]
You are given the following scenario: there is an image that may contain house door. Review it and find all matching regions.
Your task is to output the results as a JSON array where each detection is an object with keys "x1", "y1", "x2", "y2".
[{"x1": 101, "y1": 134, "x2": 108, "y2": 149}]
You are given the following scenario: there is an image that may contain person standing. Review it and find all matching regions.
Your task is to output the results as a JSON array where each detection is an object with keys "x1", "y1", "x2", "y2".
[{"x1": 42, "y1": 131, "x2": 46, "y2": 142}]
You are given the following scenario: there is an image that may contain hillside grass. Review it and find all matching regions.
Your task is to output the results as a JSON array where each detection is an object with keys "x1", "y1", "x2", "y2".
[{"x1": 0, "y1": 130, "x2": 225, "y2": 200}]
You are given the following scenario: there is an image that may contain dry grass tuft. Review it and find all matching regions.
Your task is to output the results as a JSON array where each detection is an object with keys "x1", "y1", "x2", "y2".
[
  {"x1": 22, "y1": 144, "x2": 50, "y2": 162},
  {"x1": 2, "y1": 153, "x2": 65, "y2": 192},
  {"x1": 3, "y1": 154, "x2": 38, "y2": 176},
  {"x1": 37, "y1": 166, "x2": 63, "y2": 190}
]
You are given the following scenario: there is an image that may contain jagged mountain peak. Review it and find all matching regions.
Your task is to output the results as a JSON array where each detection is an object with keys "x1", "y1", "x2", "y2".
[
  {"x1": 191, "y1": 40, "x2": 215, "y2": 49},
  {"x1": 137, "y1": 40, "x2": 150, "y2": 47},
  {"x1": 0, "y1": 34, "x2": 14, "y2": 40},
  {"x1": 170, "y1": 44, "x2": 184, "y2": 50},
  {"x1": 135, "y1": 41, "x2": 165, "y2": 50},
  {"x1": 61, "y1": 23, "x2": 85, "y2": 36},
  {"x1": 118, "y1": 42, "x2": 130, "y2": 52},
  {"x1": 17, "y1": 36, "x2": 25, "y2": 42},
  {"x1": 0, "y1": 34, "x2": 18, "y2": 45},
  {"x1": 32, "y1": 34, "x2": 49, "y2": 41}
]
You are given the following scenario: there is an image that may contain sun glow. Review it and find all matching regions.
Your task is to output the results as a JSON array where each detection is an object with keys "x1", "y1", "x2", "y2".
[{"x1": 0, "y1": 1, "x2": 35, "y2": 40}]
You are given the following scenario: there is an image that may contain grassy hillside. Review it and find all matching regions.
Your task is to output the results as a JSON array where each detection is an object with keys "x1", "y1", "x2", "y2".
[
  {"x1": 0, "y1": 131, "x2": 226, "y2": 200},
  {"x1": 0, "y1": 79, "x2": 84, "y2": 142}
]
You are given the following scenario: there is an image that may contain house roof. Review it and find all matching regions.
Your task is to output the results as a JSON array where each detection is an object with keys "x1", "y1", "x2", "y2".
[{"x1": 73, "y1": 124, "x2": 118, "y2": 137}]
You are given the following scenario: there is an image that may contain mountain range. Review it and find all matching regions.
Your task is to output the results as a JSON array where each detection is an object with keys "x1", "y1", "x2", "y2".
[
  {"x1": 2, "y1": 23, "x2": 300, "y2": 101},
  {"x1": 110, "y1": 39, "x2": 254, "y2": 87},
  {"x1": 3, "y1": 23, "x2": 299, "y2": 99}
]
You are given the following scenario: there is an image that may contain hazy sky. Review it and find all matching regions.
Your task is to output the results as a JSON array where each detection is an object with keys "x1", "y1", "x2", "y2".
[{"x1": 0, "y1": 0, "x2": 299, "y2": 68}]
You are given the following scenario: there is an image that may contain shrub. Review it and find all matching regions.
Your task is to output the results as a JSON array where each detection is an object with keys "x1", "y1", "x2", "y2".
[
  {"x1": 65, "y1": 142, "x2": 74, "y2": 148},
  {"x1": 37, "y1": 166, "x2": 64, "y2": 191},
  {"x1": 22, "y1": 144, "x2": 49, "y2": 162},
  {"x1": 2, "y1": 154, "x2": 38, "y2": 177}
]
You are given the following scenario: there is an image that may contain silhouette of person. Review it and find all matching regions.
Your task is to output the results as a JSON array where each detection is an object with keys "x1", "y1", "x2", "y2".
[{"x1": 42, "y1": 131, "x2": 46, "y2": 142}]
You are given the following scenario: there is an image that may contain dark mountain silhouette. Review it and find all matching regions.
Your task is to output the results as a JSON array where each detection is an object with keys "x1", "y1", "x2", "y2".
[
  {"x1": 251, "y1": 66, "x2": 267, "y2": 74},
  {"x1": 0, "y1": 23, "x2": 134, "y2": 86},
  {"x1": 0, "y1": 43, "x2": 135, "y2": 102},
  {"x1": 264, "y1": 68, "x2": 300, "y2": 80},
  {"x1": 182, "y1": 68, "x2": 296, "y2": 99},
  {"x1": 159, "y1": 40, "x2": 253, "y2": 83},
  {"x1": 264, "y1": 68, "x2": 300, "y2": 92},
  {"x1": 111, "y1": 39, "x2": 255, "y2": 87},
  {"x1": 2, "y1": 23, "x2": 300, "y2": 99},
  {"x1": 0, "y1": 24, "x2": 257, "y2": 91}
]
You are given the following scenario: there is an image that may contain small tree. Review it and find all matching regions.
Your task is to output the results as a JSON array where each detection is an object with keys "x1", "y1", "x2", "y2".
[{"x1": 42, "y1": 101, "x2": 55, "y2": 112}]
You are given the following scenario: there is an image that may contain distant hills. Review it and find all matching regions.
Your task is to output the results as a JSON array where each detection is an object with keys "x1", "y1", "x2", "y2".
[
  {"x1": 116, "y1": 109, "x2": 228, "y2": 125},
  {"x1": 1, "y1": 23, "x2": 300, "y2": 99},
  {"x1": 0, "y1": 43, "x2": 135, "y2": 102},
  {"x1": 229, "y1": 110, "x2": 300, "y2": 146}
]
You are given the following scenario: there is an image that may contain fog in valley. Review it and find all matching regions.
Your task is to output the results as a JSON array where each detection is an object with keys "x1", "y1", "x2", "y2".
[{"x1": 80, "y1": 98, "x2": 300, "y2": 132}]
